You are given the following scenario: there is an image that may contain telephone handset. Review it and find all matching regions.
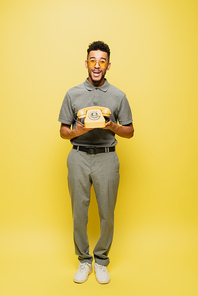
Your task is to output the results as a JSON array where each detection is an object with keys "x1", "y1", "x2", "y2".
[{"x1": 77, "y1": 106, "x2": 111, "y2": 128}]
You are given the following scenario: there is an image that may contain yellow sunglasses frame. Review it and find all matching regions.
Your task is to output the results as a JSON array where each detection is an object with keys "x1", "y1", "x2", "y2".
[{"x1": 87, "y1": 59, "x2": 108, "y2": 68}]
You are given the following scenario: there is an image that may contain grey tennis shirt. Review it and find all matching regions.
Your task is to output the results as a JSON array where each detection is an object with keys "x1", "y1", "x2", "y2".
[{"x1": 58, "y1": 79, "x2": 133, "y2": 147}]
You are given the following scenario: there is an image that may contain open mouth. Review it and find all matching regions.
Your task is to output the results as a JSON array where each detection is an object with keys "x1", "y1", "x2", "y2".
[{"x1": 92, "y1": 71, "x2": 101, "y2": 77}]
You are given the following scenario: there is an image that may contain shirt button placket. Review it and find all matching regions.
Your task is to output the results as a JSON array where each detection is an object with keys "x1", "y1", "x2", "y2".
[{"x1": 93, "y1": 88, "x2": 100, "y2": 105}]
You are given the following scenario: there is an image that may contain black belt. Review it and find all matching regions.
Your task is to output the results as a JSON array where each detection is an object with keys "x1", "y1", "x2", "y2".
[{"x1": 73, "y1": 145, "x2": 115, "y2": 154}]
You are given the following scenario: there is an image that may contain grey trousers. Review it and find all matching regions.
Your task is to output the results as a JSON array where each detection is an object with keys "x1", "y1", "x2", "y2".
[{"x1": 67, "y1": 148, "x2": 120, "y2": 266}]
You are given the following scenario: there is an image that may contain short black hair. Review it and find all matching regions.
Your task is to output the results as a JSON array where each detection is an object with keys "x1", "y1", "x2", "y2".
[{"x1": 87, "y1": 41, "x2": 110, "y2": 60}]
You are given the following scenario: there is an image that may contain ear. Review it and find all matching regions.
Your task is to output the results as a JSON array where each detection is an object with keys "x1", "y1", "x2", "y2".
[
  {"x1": 85, "y1": 60, "x2": 88, "y2": 69},
  {"x1": 107, "y1": 62, "x2": 111, "y2": 71}
]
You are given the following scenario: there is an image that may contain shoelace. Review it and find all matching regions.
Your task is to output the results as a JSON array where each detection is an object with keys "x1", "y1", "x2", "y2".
[
  {"x1": 79, "y1": 263, "x2": 90, "y2": 271},
  {"x1": 96, "y1": 264, "x2": 108, "y2": 274}
]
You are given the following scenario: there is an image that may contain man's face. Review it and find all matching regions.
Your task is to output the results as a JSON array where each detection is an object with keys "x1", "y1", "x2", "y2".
[{"x1": 85, "y1": 50, "x2": 111, "y2": 87}]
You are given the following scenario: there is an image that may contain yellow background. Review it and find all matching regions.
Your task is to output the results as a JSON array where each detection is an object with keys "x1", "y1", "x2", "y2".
[{"x1": 0, "y1": 0, "x2": 198, "y2": 295}]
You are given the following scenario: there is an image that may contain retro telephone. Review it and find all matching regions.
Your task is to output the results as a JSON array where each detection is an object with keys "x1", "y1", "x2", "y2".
[{"x1": 77, "y1": 106, "x2": 111, "y2": 128}]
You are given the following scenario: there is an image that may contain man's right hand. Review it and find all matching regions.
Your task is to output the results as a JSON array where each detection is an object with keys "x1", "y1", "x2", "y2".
[
  {"x1": 75, "y1": 120, "x2": 93, "y2": 136},
  {"x1": 60, "y1": 121, "x2": 93, "y2": 140}
]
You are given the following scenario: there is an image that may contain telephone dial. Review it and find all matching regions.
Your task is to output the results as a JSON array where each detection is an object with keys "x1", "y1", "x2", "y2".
[{"x1": 77, "y1": 106, "x2": 111, "y2": 128}]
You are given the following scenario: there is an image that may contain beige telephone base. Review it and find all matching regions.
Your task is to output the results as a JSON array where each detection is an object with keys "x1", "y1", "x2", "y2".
[{"x1": 77, "y1": 106, "x2": 111, "y2": 128}]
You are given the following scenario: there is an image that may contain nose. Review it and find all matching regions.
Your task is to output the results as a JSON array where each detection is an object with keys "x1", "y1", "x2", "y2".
[{"x1": 94, "y1": 61, "x2": 100, "y2": 67}]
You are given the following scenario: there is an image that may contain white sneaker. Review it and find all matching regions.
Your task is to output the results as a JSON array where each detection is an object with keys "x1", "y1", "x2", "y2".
[
  {"x1": 73, "y1": 262, "x2": 92, "y2": 283},
  {"x1": 94, "y1": 263, "x2": 111, "y2": 284}
]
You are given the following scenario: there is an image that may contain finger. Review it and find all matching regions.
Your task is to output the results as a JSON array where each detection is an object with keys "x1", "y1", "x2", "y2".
[{"x1": 77, "y1": 121, "x2": 84, "y2": 127}]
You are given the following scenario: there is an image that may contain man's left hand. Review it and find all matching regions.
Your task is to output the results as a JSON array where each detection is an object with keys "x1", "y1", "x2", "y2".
[
  {"x1": 103, "y1": 120, "x2": 134, "y2": 138},
  {"x1": 103, "y1": 119, "x2": 114, "y2": 130}
]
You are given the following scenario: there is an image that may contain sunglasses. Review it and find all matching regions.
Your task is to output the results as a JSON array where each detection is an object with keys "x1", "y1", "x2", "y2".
[{"x1": 87, "y1": 59, "x2": 108, "y2": 68}]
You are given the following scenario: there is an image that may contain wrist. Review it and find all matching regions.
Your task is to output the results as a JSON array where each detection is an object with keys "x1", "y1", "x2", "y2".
[{"x1": 111, "y1": 121, "x2": 117, "y2": 132}]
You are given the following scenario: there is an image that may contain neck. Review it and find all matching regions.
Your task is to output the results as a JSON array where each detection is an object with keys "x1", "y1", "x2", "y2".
[{"x1": 88, "y1": 76, "x2": 105, "y2": 87}]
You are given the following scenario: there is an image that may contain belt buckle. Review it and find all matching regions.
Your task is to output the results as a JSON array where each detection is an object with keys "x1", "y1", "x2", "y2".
[{"x1": 86, "y1": 147, "x2": 96, "y2": 154}]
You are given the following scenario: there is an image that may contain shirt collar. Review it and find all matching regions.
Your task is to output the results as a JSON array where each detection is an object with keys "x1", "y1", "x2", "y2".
[{"x1": 84, "y1": 78, "x2": 109, "y2": 92}]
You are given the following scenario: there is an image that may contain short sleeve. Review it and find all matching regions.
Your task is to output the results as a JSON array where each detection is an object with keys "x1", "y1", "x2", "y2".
[
  {"x1": 118, "y1": 94, "x2": 133, "y2": 125},
  {"x1": 58, "y1": 92, "x2": 74, "y2": 125}
]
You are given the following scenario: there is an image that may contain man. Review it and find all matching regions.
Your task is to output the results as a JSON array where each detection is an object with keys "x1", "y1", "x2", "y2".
[{"x1": 58, "y1": 41, "x2": 134, "y2": 284}]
